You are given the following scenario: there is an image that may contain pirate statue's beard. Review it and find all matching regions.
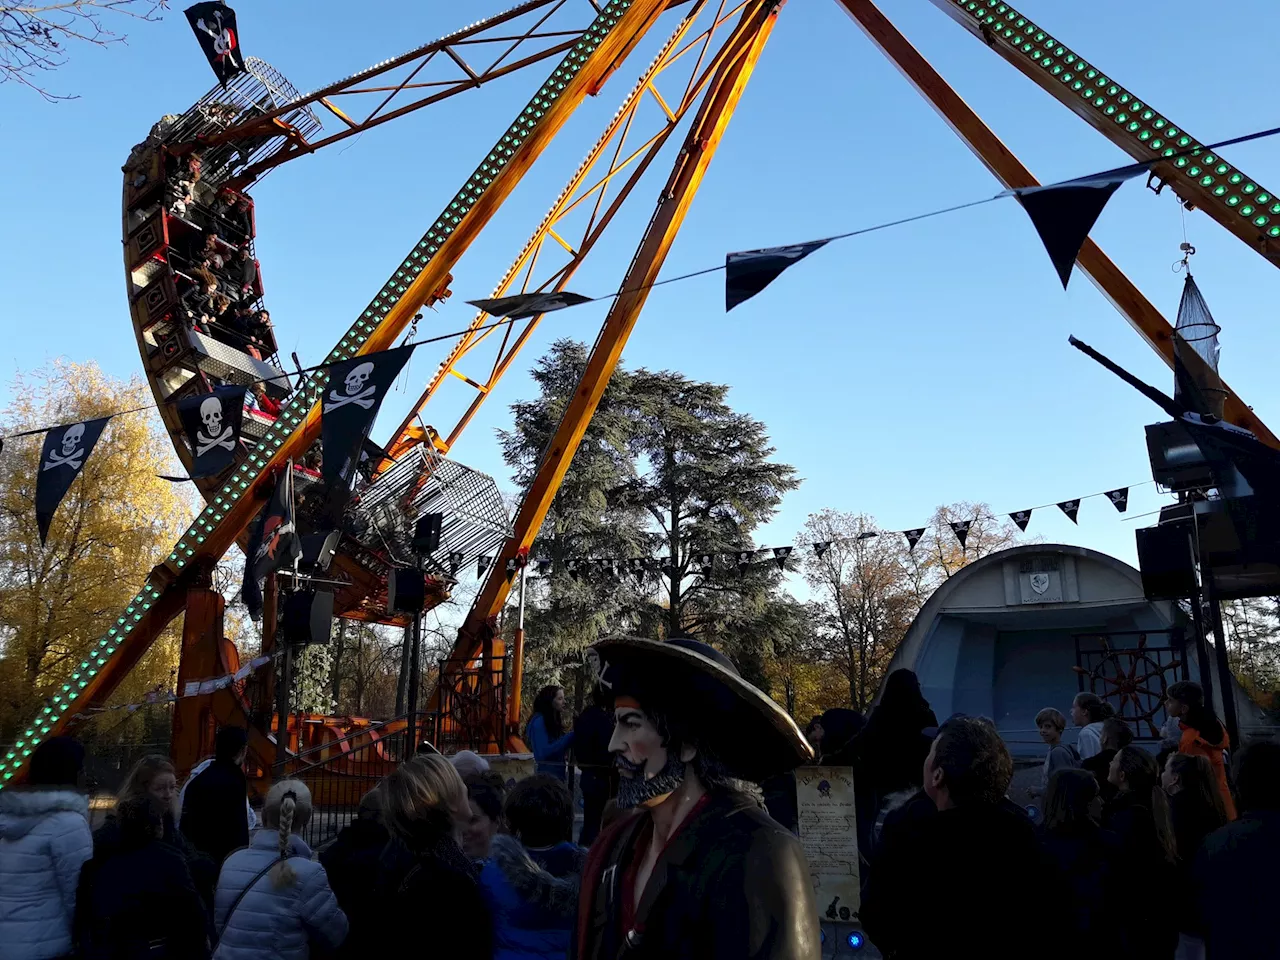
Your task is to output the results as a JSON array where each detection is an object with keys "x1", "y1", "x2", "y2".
[{"x1": 615, "y1": 752, "x2": 687, "y2": 809}]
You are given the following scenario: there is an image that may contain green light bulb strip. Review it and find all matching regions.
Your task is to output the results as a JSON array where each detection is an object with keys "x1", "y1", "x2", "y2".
[
  {"x1": 947, "y1": 0, "x2": 1280, "y2": 241},
  {"x1": 0, "y1": 0, "x2": 639, "y2": 788}
]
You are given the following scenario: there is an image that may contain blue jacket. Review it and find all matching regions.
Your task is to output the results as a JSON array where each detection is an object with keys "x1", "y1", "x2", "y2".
[
  {"x1": 0, "y1": 788, "x2": 93, "y2": 960},
  {"x1": 480, "y1": 836, "x2": 586, "y2": 960},
  {"x1": 213, "y1": 831, "x2": 347, "y2": 960},
  {"x1": 527, "y1": 714, "x2": 574, "y2": 780}
]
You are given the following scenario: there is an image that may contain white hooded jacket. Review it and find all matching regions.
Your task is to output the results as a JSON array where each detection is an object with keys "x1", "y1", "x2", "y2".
[{"x1": 0, "y1": 787, "x2": 93, "y2": 960}]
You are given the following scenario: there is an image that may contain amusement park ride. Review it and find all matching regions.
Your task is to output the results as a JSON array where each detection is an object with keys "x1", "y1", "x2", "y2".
[{"x1": 3, "y1": 0, "x2": 1280, "y2": 790}]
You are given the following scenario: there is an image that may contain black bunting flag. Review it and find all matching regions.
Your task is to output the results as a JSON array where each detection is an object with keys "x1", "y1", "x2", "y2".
[
  {"x1": 1014, "y1": 169, "x2": 1142, "y2": 288},
  {"x1": 737, "y1": 550, "x2": 755, "y2": 574},
  {"x1": 184, "y1": 3, "x2": 245, "y2": 86},
  {"x1": 904, "y1": 529, "x2": 926, "y2": 552},
  {"x1": 725, "y1": 240, "x2": 829, "y2": 312},
  {"x1": 1105, "y1": 487, "x2": 1129, "y2": 513},
  {"x1": 536, "y1": 559, "x2": 552, "y2": 576},
  {"x1": 241, "y1": 466, "x2": 301, "y2": 620},
  {"x1": 1010, "y1": 509, "x2": 1032, "y2": 532},
  {"x1": 36, "y1": 417, "x2": 110, "y2": 545},
  {"x1": 1058, "y1": 499, "x2": 1081, "y2": 524},
  {"x1": 697, "y1": 554, "x2": 714, "y2": 577},
  {"x1": 950, "y1": 520, "x2": 972, "y2": 550},
  {"x1": 448, "y1": 551, "x2": 464, "y2": 575},
  {"x1": 506, "y1": 558, "x2": 519, "y2": 582},
  {"x1": 773, "y1": 546, "x2": 793, "y2": 571},
  {"x1": 566, "y1": 559, "x2": 581, "y2": 579},
  {"x1": 467, "y1": 291, "x2": 593, "y2": 320},
  {"x1": 477, "y1": 556, "x2": 491, "y2": 577},
  {"x1": 322, "y1": 346, "x2": 415, "y2": 491},
  {"x1": 175, "y1": 385, "x2": 245, "y2": 479},
  {"x1": 858, "y1": 531, "x2": 878, "y2": 540},
  {"x1": 813, "y1": 542, "x2": 832, "y2": 559}
]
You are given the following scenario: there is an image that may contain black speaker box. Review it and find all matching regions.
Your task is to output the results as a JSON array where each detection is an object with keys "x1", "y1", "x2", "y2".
[
  {"x1": 300, "y1": 530, "x2": 340, "y2": 572},
  {"x1": 413, "y1": 513, "x2": 443, "y2": 555},
  {"x1": 1135, "y1": 522, "x2": 1197, "y2": 601},
  {"x1": 282, "y1": 589, "x2": 334, "y2": 646},
  {"x1": 387, "y1": 568, "x2": 426, "y2": 614}
]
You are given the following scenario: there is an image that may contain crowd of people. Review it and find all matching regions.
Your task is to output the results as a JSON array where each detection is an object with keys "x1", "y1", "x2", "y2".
[{"x1": 0, "y1": 647, "x2": 1276, "y2": 959}]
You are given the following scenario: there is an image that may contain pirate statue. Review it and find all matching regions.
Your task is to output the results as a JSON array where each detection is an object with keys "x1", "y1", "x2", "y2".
[{"x1": 576, "y1": 636, "x2": 819, "y2": 960}]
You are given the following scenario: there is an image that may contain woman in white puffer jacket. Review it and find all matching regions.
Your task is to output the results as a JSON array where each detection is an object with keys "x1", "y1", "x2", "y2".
[
  {"x1": 0, "y1": 737, "x2": 94, "y2": 960},
  {"x1": 212, "y1": 779, "x2": 347, "y2": 960}
]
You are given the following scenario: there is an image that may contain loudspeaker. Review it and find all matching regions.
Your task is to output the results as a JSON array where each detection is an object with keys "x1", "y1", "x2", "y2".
[
  {"x1": 300, "y1": 530, "x2": 340, "y2": 572},
  {"x1": 1135, "y1": 522, "x2": 1197, "y2": 601},
  {"x1": 282, "y1": 589, "x2": 334, "y2": 646},
  {"x1": 387, "y1": 568, "x2": 426, "y2": 614},
  {"x1": 412, "y1": 513, "x2": 443, "y2": 555}
]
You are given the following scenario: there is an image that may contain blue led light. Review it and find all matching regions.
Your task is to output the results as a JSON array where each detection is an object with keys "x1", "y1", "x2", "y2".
[{"x1": 847, "y1": 930, "x2": 865, "y2": 951}]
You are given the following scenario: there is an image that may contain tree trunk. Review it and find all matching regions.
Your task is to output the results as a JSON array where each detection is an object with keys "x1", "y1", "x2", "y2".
[
  {"x1": 395, "y1": 624, "x2": 411, "y2": 715},
  {"x1": 330, "y1": 620, "x2": 347, "y2": 708}
]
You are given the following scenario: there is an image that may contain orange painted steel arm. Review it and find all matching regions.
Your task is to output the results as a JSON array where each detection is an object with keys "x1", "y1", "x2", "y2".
[
  {"x1": 836, "y1": 0, "x2": 1277, "y2": 448},
  {"x1": 449, "y1": 0, "x2": 782, "y2": 684}
]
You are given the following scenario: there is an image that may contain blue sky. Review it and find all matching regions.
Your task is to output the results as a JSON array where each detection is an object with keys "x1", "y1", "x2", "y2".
[{"x1": 3, "y1": 0, "x2": 1279, "y2": 576}]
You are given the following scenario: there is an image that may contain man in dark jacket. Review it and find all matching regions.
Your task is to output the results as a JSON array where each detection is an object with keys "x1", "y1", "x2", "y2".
[
  {"x1": 576, "y1": 635, "x2": 819, "y2": 960},
  {"x1": 180, "y1": 726, "x2": 250, "y2": 867},
  {"x1": 573, "y1": 685, "x2": 617, "y2": 847},
  {"x1": 862, "y1": 717, "x2": 1053, "y2": 960},
  {"x1": 319, "y1": 788, "x2": 389, "y2": 959},
  {"x1": 1193, "y1": 740, "x2": 1280, "y2": 958}
]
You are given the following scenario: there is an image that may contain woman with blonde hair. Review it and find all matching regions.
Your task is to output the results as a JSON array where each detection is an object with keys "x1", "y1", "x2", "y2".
[
  {"x1": 371, "y1": 756, "x2": 490, "y2": 958},
  {"x1": 212, "y1": 780, "x2": 347, "y2": 960}
]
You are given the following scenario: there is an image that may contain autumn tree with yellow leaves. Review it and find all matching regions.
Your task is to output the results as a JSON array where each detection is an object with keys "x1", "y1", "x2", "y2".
[{"x1": 0, "y1": 362, "x2": 195, "y2": 739}]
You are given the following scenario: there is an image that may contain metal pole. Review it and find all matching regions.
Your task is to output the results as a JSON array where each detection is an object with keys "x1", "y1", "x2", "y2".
[
  {"x1": 407, "y1": 609, "x2": 422, "y2": 754},
  {"x1": 1203, "y1": 573, "x2": 1242, "y2": 750},
  {"x1": 1186, "y1": 530, "x2": 1216, "y2": 707},
  {"x1": 507, "y1": 565, "x2": 527, "y2": 738}
]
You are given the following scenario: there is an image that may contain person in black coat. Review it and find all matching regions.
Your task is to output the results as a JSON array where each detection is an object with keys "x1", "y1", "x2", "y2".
[
  {"x1": 1192, "y1": 740, "x2": 1280, "y2": 959},
  {"x1": 862, "y1": 717, "x2": 1053, "y2": 960},
  {"x1": 180, "y1": 726, "x2": 251, "y2": 868},
  {"x1": 575, "y1": 635, "x2": 818, "y2": 960},
  {"x1": 77, "y1": 795, "x2": 210, "y2": 959},
  {"x1": 573, "y1": 685, "x2": 617, "y2": 847},
  {"x1": 372, "y1": 755, "x2": 491, "y2": 960},
  {"x1": 319, "y1": 787, "x2": 390, "y2": 960}
]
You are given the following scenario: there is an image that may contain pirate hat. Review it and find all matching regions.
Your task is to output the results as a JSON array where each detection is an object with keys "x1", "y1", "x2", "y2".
[{"x1": 589, "y1": 635, "x2": 813, "y2": 782}]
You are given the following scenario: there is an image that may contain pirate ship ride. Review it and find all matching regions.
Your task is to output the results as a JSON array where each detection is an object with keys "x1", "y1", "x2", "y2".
[{"x1": 4, "y1": 1, "x2": 1280, "y2": 824}]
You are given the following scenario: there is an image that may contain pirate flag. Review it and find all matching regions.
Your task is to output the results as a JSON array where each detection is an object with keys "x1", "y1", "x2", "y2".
[
  {"x1": 1012, "y1": 168, "x2": 1142, "y2": 288},
  {"x1": 696, "y1": 554, "x2": 714, "y2": 577},
  {"x1": 467, "y1": 291, "x2": 593, "y2": 320},
  {"x1": 858, "y1": 531, "x2": 878, "y2": 540},
  {"x1": 536, "y1": 559, "x2": 553, "y2": 576},
  {"x1": 1105, "y1": 487, "x2": 1129, "y2": 513},
  {"x1": 321, "y1": 346, "x2": 415, "y2": 491},
  {"x1": 505, "y1": 557, "x2": 519, "y2": 582},
  {"x1": 566, "y1": 558, "x2": 582, "y2": 579},
  {"x1": 772, "y1": 546, "x2": 793, "y2": 571},
  {"x1": 725, "y1": 240, "x2": 829, "y2": 311},
  {"x1": 812, "y1": 541, "x2": 832, "y2": 558},
  {"x1": 950, "y1": 520, "x2": 973, "y2": 550},
  {"x1": 736, "y1": 550, "x2": 755, "y2": 574},
  {"x1": 175, "y1": 385, "x2": 245, "y2": 479},
  {"x1": 904, "y1": 528, "x2": 926, "y2": 552},
  {"x1": 241, "y1": 466, "x2": 301, "y2": 620},
  {"x1": 184, "y1": 3, "x2": 245, "y2": 86},
  {"x1": 477, "y1": 555, "x2": 492, "y2": 577},
  {"x1": 1009, "y1": 509, "x2": 1033, "y2": 533},
  {"x1": 1057, "y1": 499, "x2": 1081, "y2": 524},
  {"x1": 36, "y1": 417, "x2": 110, "y2": 545},
  {"x1": 448, "y1": 551, "x2": 464, "y2": 575}
]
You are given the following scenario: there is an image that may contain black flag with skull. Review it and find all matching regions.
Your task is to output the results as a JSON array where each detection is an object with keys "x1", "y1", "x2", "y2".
[
  {"x1": 176, "y1": 385, "x2": 246, "y2": 479},
  {"x1": 321, "y1": 346, "x2": 415, "y2": 491},
  {"x1": 184, "y1": 2, "x2": 245, "y2": 86},
  {"x1": 36, "y1": 417, "x2": 110, "y2": 545}
]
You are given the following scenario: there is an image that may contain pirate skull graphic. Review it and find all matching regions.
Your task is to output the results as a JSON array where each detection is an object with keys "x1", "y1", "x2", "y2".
[
  {"x1": 195, "y1": 395, "x2": 235, "y2": 457},
  {"x1": 43, "y1": 423, "x2": 88, "y2": 471},
  {"x1": 327, "y1": 361, "x2": 379, "y2": 411}
]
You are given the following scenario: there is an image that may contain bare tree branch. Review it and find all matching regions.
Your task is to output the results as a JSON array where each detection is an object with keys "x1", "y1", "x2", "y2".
[{"x1": 1, "y1": 0, "x2": 167, "y2": 101}]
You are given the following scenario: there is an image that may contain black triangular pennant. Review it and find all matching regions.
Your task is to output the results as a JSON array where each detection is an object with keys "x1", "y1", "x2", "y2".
[
  {"x1": 184, "y1": 2, "x2": 245, "y2": 86},
  {"x1": 505, "y1": 557, "x2": 519, "y2": 582},
  {"x1": 36, "y1": 417, "x2": 110, "y2": 546},
  {"x1": 1105, "y1": 487, "x2": 1129, "y2": 513},
  {"x1": 536, "y1": 559, "x2": 552, "y2": 576},
  {"x1": 904, "y1": 528, "x2": 926, "y2": 552},
  {"x1": 773, "y1": 546, "x2": 793, "y2": 571},
  {"x1": 467, "y1": 291, "x2": 593, "y2": 319},
  {"x1": 1057, "y1": 499, "x2": 1081, "y2": 524},
  {"x1": 566, "y1": 558, "x2": 581, "y2": 578},
  {"x1": 697, "y1": 554, "x2": 714, "y2": 577},
  {"x1": 241, "y1": 466, "x2": 301, "y2": 619},
  {"x1": 725, "y1": 240, "x2": 829, "y2": 311},
  {"x1": 812, "y1": 542, "x2": 831, "y2": 558},
  {"x1": 950, "y1": 520, "x2": 972, "y2": 550},
  {"x1": 857, "y1": 531, "x2": 878, "y2": 540},
  {"x1": 737, "y1": 550, "x2": 754, "y2": 573},
  {"x1": 448, "y1": 551, "x2": 464, "y2": 575},
  {"x1": 1015, "y1": 170, "x2": 1141, "y2": 288},
  {"x1": 1009, "y1": 509, "x2": 1032, "y2": 532},
  {"x1": 175, "y1": 385, "x2": 245, "y2": 479},
  {"x1": 322, "y1": 346, "x2": 415, "y2": 492},
  {"x1": 477, "y1": 556, "x2": 491, "y2": 577}
]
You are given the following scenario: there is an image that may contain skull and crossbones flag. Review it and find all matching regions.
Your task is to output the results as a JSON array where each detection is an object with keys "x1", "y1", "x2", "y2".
[
  {"x1": 903, "y1": 529, "x2": 926, "y2": 552},
  {"x1": 321, "y1": 346, "x2": 415, "y2": 491},
  {"x1": 184, "y1": 2, "x2": 245, "y2": 86},
  {"x1": 175, "y1": 385, "x2": 245, "y2": 479},
  {"x1": 1057, "y1": 499, "x2": 1081, "y2": 524},
  {"x1": 35, "y1": 417, "x2": 110, "y2": 545},
  {"x1": 724, "y1": 240, "x2": 829, "y2": 311},
  {"x1": 241, "y1": 465, "x2": 302, "y2": 620},
  {"x1": 468, "y1": 291, "x2": 593, "y2": 320},
  {"x1": 949, "y1": 520, "x2": 972, "y2": 550},
  {"x1": 1009, "y1": 509, "x2": 1033, "y2": 532},
  {"x1": 1105, "y1": 487, "x2": 1129, "y2": 512}
]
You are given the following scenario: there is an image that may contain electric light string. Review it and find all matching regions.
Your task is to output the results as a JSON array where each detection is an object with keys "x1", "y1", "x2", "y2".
[{"x1": 4, "y1": 121, "x2": 1280, "y2": 444}]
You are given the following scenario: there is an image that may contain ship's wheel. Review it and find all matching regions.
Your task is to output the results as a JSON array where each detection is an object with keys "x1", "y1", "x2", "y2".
[{"x1": 1073, "y1": 633, "x2": 1183, "y2": 737}]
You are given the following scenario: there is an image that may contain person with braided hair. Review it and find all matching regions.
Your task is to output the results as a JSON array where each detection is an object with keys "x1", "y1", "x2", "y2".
[{"x1": 211, "y1": 780, "x2": 347, "y2": 960}]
